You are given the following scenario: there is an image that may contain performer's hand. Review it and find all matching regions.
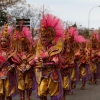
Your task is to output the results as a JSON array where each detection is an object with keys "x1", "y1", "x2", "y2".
[
  {"x1": 35, "y1": 58, "x2": 44, "y2": 68},
  {"x1": 22, "y1": 68, "x2": 26, "y2": 73},
  {"x1": 10, "y1": 64, "x2": 16, "y2": 68},
  {"x1": 26, "y1": 64, "x2": 31, "y2": 70},
  {"x1": 41, "y1": 52, "x2": 48, "y2": 58}
]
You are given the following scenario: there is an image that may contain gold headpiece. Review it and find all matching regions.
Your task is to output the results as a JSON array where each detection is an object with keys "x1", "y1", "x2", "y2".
[
  {"x1": 64, "y1": 29, "x2": 68, "y2": 41},
  {"x1": 1, "y1": 23, "x2": 10, "y2": 40},
  {"x1": 3, "y1": 23, "x2": 8, "y2": 35},
  {"x1": 41, "y1": 19, "x2": 45, "y2": 32},
  {"x1": 41, "y1": 19, "x2": 55, "y2": 42}
]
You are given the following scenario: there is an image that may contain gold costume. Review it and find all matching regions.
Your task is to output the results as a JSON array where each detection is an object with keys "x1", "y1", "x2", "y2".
[
  {"x1": 17, "y1": 70, "x2": 33, "y2": 90},
  {"x1": 38, "y1": 78, "x2": 59, "y2": 97},
  {"x1": 0, "y1": 74, "x2": 15, "y2": 97},
  {"x1": 79, "y1": 66, "x2": 87, "y2": 78},
  {"x1": 35, "y1": 39, "x2": 63, "y2": 97},
  {"x1": 62, "y1": 76, "x2": 70, "y2": 90},
  {"x1": 0, "y1": 52, "x2": 16, "y2": 97},
  {"x1": 69, "y1": 68, "x2": 76, "y2": 82},
  {"x1": 90, "y1": 63, "x2": 97, "y2": 74},
  {"x1": 11, "y1": 52, "x2": 35, "y2": 91},
  {"x1": 0, "y1": 79, "x2": 10, "y2": 96}
]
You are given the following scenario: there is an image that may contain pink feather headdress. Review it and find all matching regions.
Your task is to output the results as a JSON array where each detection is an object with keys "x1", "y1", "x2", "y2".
[
  {"x1": 68, "y1": 27, "x2": 86, "y2": 43},
  {"x1": 13, "y1": 26, "x2": 34, "y2": 44},
  {"x1": 68, "y1": 27, "x2": 78, "y2": 36},
  {"x1": 74, "y1": 35, "x2": 86, "y2": 43},
  {"x1": 22, "y1": 26, "x2": 34, "y2": 44},
  {"x1": 40, "y1": 14, "x2": 64, "y2": 42}
]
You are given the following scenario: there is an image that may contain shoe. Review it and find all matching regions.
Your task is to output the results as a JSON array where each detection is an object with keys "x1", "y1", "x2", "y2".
[
  {"x1": 68, "y1": 91, "x2": 73, "y2": 95},
  {"x1": 72, "y1": 84, "x2": 76, "y2": 89},
  {"x1": 81, "y1": 85, "x2": 85, "y2": 90},
  {"x1": 88, "y1": 80, "x2": 92, "y2": 85}
]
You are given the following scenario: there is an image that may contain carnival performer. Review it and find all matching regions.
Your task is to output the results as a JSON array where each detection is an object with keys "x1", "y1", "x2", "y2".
[
  {"x1": 68, "y1": 26, "x2": 78, "y2": 90},
  {"x1": 11, "y1": 26, "x2": 35, "y2": 100},
  {"x1": 79, "y1": 43, "x2": 88, "y2": 90},
  {"x1": 88, "y1": 31, "x2": 99, "y2": 84},
  {"x1": 0, "y1": 23, "x2": 17, "y2": 100},
  {"x1": 74, "y1": 44, "x2": 81, "y2": 83},
  {"x1": 96, "y1": 54, "x2": 100, "y2": 78},
  {"x1": 68, "y1": 26, "x2": 87, "y2": 90},
  {"x1": 35, "y1": 14, "x2": 64, "y2": 100},
  {"x1": 60, "y1": 30, "x2": 75, "y2": 100},
  {"x1": 96, "y1": 36, "x2": 100, "y2": 78}
]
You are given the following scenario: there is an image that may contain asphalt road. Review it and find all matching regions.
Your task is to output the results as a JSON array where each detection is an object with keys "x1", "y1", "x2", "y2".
[{"x1": 13, "y1": 79, "x2": 100, "y2": 100}]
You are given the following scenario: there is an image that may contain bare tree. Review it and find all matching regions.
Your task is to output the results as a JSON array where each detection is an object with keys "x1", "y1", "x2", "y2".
[
  {"x1": 7, "y1": 4, "x2": 50, "y2": 37},
  {"x1": 0, "y1": 0, "x2": 26, "y2": 10}
]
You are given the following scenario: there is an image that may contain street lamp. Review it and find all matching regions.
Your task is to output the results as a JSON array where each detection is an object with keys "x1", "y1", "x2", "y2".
[
  {"x1": 79, "y1": 25, "x2": 82, "y2": 34},
  {"x1": 88, "y1": 5, "x2": 100, "y2": 33}
]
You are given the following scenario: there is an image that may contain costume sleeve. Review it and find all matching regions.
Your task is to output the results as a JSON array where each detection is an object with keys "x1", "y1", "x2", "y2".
[{"x1": 11, "y1": 54, "x2": 21, "y2": 64}]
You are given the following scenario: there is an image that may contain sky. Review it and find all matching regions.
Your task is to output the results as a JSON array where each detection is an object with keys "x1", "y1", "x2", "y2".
[{"x1": 26, "y1": 0, "x2": 100, "y2": 29}]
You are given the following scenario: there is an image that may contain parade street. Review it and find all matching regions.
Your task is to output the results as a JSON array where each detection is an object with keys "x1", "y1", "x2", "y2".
[
  {"x1": 13, "y1": 79, "x2": 100, "y2": 100},
  {"x1": 1, "y1": 1, "x2": 100, "y2": 100}
]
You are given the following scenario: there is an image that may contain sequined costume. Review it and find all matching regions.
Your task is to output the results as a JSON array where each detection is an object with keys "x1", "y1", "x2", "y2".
[
  {"x1": 35, "y1": 14, "x2": 64, "y2": 100},
  {"x1": 11, "y1": 26, "x2": 35, "y2": 100},
  {"x1": 67, "y1": 26, "x2": 86, "y2": 90},
  {"x1": 60, "y1": 41, "x2": 74, "y2": 100},
  {"x1": 88, "y1": 32, "x2": 99, "y2": 84},
  {"x1": 0, "y1": 24, "x2": 17, "y2": 100}
]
